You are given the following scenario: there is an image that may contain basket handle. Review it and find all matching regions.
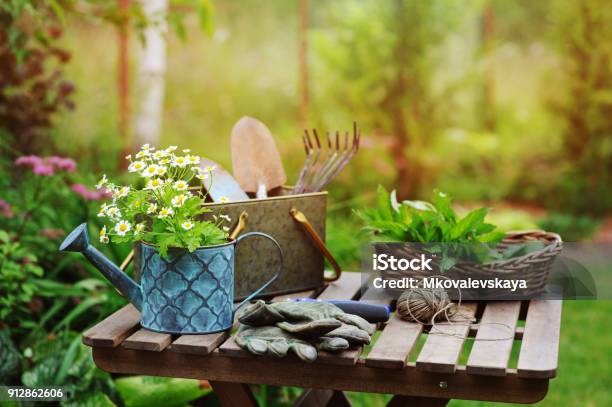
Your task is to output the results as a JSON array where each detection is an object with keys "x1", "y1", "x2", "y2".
[{"x1": 290, "y1": 207, "x2": 341, "y2": 282}]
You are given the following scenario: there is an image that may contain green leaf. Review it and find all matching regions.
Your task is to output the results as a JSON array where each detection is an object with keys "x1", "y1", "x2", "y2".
[
  {"x1": 0, "y1": 331, "x2": 20, "y2": 381},
  {"x1": 116, "y1": 376, "x2": 209, "y2": 407},
  {"x1": 62, "y1": 392, "x2": 117, "y2": 407},
  {"x1": 55, "y1": 335, "x2": 82, "y2": 385},
  {"x1": 375, "y1": 185, "x2": 394, "y2": 221},
  {"x1": 451, "y1": 207, "x2": 489, "y2": 240},
  {"x1": 401, "y1": 199, "x2": 435, "y2": 212},
  {"x1": 439, "y1": 256, "x2": 458, "y2": 272},
  {"x1": 196, "y1": 0, "x2": 215, "y2": 36},
  {"x1": 433, "y1": 190, "x2": 457, "y2": 222}
]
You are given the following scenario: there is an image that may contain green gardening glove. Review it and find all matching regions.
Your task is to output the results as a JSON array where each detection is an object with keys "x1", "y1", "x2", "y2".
[
  {"x1": 234, "y1": 324, "x2": 349, "y2": 363},
  {"x1": 238, "y1": 300, "x2": 374, "y2": 345}
]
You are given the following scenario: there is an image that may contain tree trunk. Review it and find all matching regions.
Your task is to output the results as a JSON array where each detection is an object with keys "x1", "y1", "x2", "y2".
[
  {"x1": 133, "y1": 0, "x2": 169, "y2": 150},
  {"x1": 118, "y1": 0, "x2": 130, "y2": 166},
  {"x1": 298, "y1": 0, "x2": 310, "y2": 127},
  {"x1": 480, "y1": 3, "x2": 496, "y2": 131},
  {"x1": 388, "y1": 0, "x2": 421, "y2": 200}
]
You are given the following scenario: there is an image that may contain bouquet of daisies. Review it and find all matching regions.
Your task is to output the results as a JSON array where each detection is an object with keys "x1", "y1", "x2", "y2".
[{"x1": 96, "y1": 144, "x2": 231, "y2": 256}]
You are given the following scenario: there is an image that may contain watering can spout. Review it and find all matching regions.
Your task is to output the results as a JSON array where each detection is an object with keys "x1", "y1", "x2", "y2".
[{"x1": 60, "y1": 223, "x2": 142, "y2": 311}]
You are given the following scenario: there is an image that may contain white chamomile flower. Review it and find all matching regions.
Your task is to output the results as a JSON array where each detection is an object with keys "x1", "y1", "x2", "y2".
[
  {"x1": 135, "y1": 223, "x2": 145, "y2": 234},
  {"x1": 106, "y1": 207, "x2": 121, "y2": 219},
  {"x1": 146, "y1": 203, "x2": 158, "y2": 214},
  {"x1": 142, "y1": 164, "x2": 160, "y2": 177},
  {"x1": 128, "y1": 160, "x2": 146, "y2": 173},
  {"x1": 99, "y1": 226, "x2": 109, "y2": 243},
  {"x1": 97, "y1": 203, "x2": 109, "y2": 217},
  {"x1": 174, "y1": 180, "x2": 188, "y2": 191},
  {"x1": 155, "y1": 166, "x2": 167, "y2": 176},
  {"x1": 187, "y1": 155, "x2": 200, "y2": 165},
  {"x1": 222, "y1": 226, "x2": 229, "y2": 232},
  {"x1": 157, "y1": 207, "x2": 174, "y2": 219},
  {"x1": 182, "y1": 148, "x2": 191, "y2": 153},
  {"x1": 195, "y1": 173, "x2": 209, "y2": 180},
  {"x1": 171, "y1": 194, "x2": 189, "y2": 207},
  {"x1": 141, "y1": 143, "x2": 152, "y2": 151},
  {"x1": 114, "y1": 220, "x2": 131, "y2": 236},
  {"x1": 166, "y1": 146, "x2": 178, "y2": 152},
  {"x1": 204, "y1": 165, "x2": 217, "y2": 172},
  {"x1": 181, "y1": 221, "x2": 194, "y2": 230},
  {"x1": 220, "y1": 214, "x2": 231, "y2": 222},
  {"x1": 114, "y1": 186, "x2": 130, "y2": 199},
  {"x1": 96, "y1": 174, "x2": 108, "y2": 190},
  {"x1": 172, "y1": 156, "x2": 188, "y2": 168},
  {"x1": 135, "y1": 150, "x2": 150, "y2": 159},
  {"x1": 125, "y1": 154, "x2": 132, "y2": 160},
  {"x1": 153, "y1": 150, "x2": 166, "y2": 160},
  {"x1": 219, "y1": 196, "x2": 230, "y2": 203},
  {"x1": 146, "y1": 178, "x2": 164, "y2": 190},
  {"x1": 160, "y1": 158, "x2": 171, "y2": 165}
]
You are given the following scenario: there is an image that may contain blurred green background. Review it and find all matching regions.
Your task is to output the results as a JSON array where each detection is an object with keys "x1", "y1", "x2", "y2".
[{"x1": 1, "y1": 0, "x2": 610, "y2": 406}]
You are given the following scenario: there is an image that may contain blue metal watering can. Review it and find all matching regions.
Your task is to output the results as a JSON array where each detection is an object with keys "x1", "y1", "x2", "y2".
[{"x1": 59, "y1": 223, "x2": 283, "y2": 334}]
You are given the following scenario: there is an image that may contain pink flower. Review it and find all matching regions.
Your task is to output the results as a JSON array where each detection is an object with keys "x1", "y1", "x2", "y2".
[
  {"x1": 0, "y1": 199, "x2": 13, "y2": 218},
  {"x1": 71, "y1": 184, "x2": 109, "y2": 201},
  {"x1": 15, "y1": 155, "x2": 42, "y2": 167},
  {"x1": 33, "y1": 163, "x2": 55, "y2": 176},
  {"x1": 45, "y1": 156, "x2": 76, "y2": 172},
  {"x1": 15, "y1": 155, "x2": 77, "y2": 176}
]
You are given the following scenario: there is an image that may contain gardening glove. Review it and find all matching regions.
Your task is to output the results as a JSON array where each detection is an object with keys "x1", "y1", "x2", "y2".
[
  {"x1": 234, "y1": 324, "x2": 349, "y2": 363},
  {"x1": 238, "y1": 300, "x2": 374, "y2": 345}
]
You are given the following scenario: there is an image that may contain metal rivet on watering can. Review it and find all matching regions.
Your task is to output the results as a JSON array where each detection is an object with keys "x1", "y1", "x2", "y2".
[{"x1": 439, "y1": 381, "x2": 448, "y2": 389}]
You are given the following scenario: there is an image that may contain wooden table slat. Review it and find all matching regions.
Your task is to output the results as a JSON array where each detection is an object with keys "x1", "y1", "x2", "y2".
[
  {"x1": 416, "y1": 303, "x2": 478, "y2": 373},
  {"x1": 359, "y1": 287, "x2": 394, "y2": 306},
  {"x1": 517, "y1": 300, "x2": 562, "y2": 379},
  {"x1": 122, "y1": 329, "x2": 172, "y2": 352},
  {"x1": 171, "y1": 332, "x2": 230, "y2": 355},
  {"x1": 316, "y1": 272, "x2": 363, "y2": 301},
  {"x1": 365, "y1": 314, "x2": 422, "y2": 369},
  {"x1": 82, "y1": 304, "x2": 140, "y2": 348},
  {"x1": 466, "y1": 301, "x2": 521, "y2": 376}
]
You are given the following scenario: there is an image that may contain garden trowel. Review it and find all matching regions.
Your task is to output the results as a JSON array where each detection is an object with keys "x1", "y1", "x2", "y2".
[
  {"x1": 231, "y1": 116, "x2": 287, "y2": 199},
  {"x1": 200, "y1": 157, "x2": 249, "y2": 202}
]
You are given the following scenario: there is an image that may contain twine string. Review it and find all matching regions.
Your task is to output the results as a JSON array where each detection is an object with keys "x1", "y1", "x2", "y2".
[{"x1": 397, "y1": 275, "x2": 515, "y2": 341}]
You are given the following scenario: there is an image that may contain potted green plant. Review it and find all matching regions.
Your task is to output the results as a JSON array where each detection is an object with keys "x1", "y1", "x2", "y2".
[{"x1": 59, "y1": 145, "x2": 283, "y2": 334}]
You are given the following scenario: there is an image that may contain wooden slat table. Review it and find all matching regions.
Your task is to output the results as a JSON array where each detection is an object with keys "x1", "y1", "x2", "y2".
[{"x1": 83, "y1": 272, "x2": 562, "y2": 407}]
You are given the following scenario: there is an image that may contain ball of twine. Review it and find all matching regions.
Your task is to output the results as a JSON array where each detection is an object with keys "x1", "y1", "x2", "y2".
[
  {"x1": 396, "y1": 287, "x2": 457, "y2": 324},
  {"x1": 395, "y1": 282, "x2": 514, "y2": 342}
]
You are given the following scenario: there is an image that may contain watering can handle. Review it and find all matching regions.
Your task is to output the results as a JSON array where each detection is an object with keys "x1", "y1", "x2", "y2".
[{"x1": 234, "y1": 232, "x2": 284, "y2": 310}]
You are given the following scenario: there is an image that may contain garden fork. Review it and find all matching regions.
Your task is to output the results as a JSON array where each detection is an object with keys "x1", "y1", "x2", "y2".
[{"x1": 294, "y1": 122, "x2": 360, "y2": 194}]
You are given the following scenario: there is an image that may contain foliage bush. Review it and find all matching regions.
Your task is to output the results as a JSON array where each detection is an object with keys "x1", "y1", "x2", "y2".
[
  {"x1": 547, "y1": 0, "x2": 612, "y2": 215},
  {"x1": 538, "y1": 212, "x2": 599, "y2": 242}
]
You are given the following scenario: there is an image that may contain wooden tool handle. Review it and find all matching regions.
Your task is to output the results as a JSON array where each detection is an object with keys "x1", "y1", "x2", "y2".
[
  {"x1": 289, "y1": 207, "x2": 341, "y2": 282},
  {"x1": 229, "y1": 211, "x2": 248, "y2": 240},
  {"x1": 119, "y1": 250, "x2": 134, "y2": 271}
]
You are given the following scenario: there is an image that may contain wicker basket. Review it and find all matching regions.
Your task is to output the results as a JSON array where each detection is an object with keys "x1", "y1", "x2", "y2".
[{"x1": 376, "y1": 231, "x2": 563, "y2": 299}]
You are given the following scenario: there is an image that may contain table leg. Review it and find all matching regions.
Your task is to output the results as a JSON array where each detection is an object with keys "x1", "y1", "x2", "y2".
[
  {"x1": 387, "y1": 395, "x2": 449, "y2": 407},
  {"x1": 210, "y1": 381, "x2": 259, "y2": 407},
  {"x1": 294, "y1": 389, "x2": 352, "y2": 407}
]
